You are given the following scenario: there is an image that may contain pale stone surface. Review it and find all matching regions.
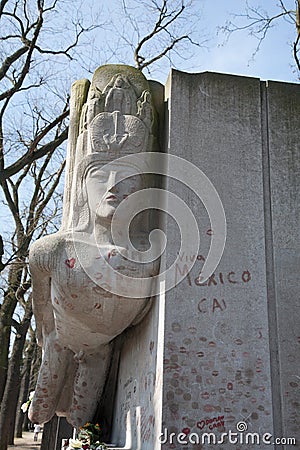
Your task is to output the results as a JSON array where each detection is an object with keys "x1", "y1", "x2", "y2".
[
  {"x1": 28, "y1": 65, "x2": 161, "y2": 429},
  {"x1": 30, "y1": 67, "x2": 299, "y2": 449},
  {"x1": 111, "y1": 71, "x2": 299, "y2": 450},
  {"x1": 266, "y1": 81, "x2": 300, "y2": 441},
  {"x1": 162, "y1": 71, "x2": 274, "y2": 449},
  {"x1": 110, "y1": 291, "x2": 165, "y2": 450}
]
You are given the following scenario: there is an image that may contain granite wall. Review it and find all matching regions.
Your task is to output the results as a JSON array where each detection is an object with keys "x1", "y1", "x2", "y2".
[{"x1": 111, "y1": 71, "x2": 300, "y2": 450}]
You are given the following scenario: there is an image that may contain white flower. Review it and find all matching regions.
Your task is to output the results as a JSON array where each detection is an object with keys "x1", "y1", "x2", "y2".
[
  {"x1": 68, "y1": 438, "x2": 83, "y2": 449},
  {"x1": 29, "y1": 391, "x2": 35, "y2": 400},
  {"x1": 21, "y1": 402, "x2": 28, "y2": 413}
]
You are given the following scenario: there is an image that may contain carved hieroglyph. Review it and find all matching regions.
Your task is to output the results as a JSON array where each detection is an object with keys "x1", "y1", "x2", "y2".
[{"x1": 28, "y1": 65, "x2": 160, "y2": 429}]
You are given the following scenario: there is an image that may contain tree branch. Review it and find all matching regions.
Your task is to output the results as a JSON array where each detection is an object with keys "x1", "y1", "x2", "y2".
[
  {"x1": 294, "y1": 33, "x2": 300, "y2": 71},
  {"x1": 0, "y1": 0, "x2": 9, "y2": 16},
  {"x1": 31, "y1": 160, "x2": 65, "y2": 235},
  {"x1": 220, "y1": 1, "x2": 299, "y2": 76},
  {"x1": 0, "y1": 180, "x2": 24, "y2": 247},
  {"x1": 26, "y1": 151, "x2": 54, "y2": 235},
  {"x1": 0, "y1": 3, "x2": 44, "y2": 102},
  {"x1": 134, "y1": 0, "x2": 187, "y2": 69},
  {"x1": 0, "y1": 112, "x2": 69, "y2": 181},
  {"x1": 139, "y1": 35, "x2": 190, "y2": 70}
]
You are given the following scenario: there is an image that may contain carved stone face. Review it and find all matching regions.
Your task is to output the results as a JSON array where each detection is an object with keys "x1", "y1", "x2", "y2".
[
  {"x1": 114, "y1": 75, "x2": 125, "y2": 88},
  {"x1": 85, "y1": 162, "x2": 143, "y2": 222}
]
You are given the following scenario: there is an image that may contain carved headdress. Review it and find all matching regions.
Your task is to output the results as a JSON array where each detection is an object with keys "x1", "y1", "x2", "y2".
[{"x1": 61, "y1": 65, "x2": 160, "y2": 231}]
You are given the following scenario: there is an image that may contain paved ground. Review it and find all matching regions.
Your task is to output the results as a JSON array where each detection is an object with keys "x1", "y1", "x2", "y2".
[{"x1": 8, "y1": 432, "x2": 41, "y2": 450}]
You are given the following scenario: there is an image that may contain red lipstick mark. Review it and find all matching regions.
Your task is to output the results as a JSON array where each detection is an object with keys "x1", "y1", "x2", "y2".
[{"x1": 65, "y1": 258, "x2": 75, "y2": 269}]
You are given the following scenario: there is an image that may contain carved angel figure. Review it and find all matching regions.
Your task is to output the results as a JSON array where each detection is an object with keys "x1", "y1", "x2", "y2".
[{"x1": 28, "y1": 66, "x2": 161, "y2": 429}]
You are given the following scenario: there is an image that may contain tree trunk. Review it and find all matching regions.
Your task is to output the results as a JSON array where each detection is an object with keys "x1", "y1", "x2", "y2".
[
  {"x1": 0, "y1": 301, "x2": 32, "y2": 450},
  {"x1": 0, "y1": 294, "x2": 17, "y2": 402},
  {"x1": 0, "y1": 262, "x2": 23, "y2": 402},
  {"x1": 15, "y1": 336, "x2": 36, "y2": 437},
  {"x1": 29, "y1": 339, "x2": 42, "y2": 392}
]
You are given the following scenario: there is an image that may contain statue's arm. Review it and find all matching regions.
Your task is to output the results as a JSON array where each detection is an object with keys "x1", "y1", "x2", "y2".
[{"x1": 29, "y1": 239, "x2": 54, "y2": 346}]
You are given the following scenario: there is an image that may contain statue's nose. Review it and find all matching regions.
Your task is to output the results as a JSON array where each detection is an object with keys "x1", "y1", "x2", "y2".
[{"x1": 107, "y1": 171, "x2": 118, "y2": 192}]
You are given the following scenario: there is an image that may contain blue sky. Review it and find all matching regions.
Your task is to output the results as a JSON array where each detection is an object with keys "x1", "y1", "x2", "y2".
[
  {"x1": 0, "y1": 0, "x2": 298, "y2": 233},
  {"x1": 82, "y1": 0, "x2": 298, "y2": 85},
  {"x1": 198, "y1": 0, "x2": 297, "y2": 83}
]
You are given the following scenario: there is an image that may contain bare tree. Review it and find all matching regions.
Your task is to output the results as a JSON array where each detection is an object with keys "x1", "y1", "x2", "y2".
[
  {"x1": 0, "y1": 1, "x2": 105, "y2": 449},
  {"x1": 132, "y1": 0, "x2": 201, "y2": 70},
  {"x1": 0, "y1": 1, "x2": 205, "y2": 449},
  {"x1": 15, "y1": 329, "x2": 39, "y2": 437},
  {"x1": 221, "y1": 0, "x2": 300, "y2": 76},
  {"x1": 0, "y1": 296, "x2": 32, "y2": 448},
  {"x1": 110, "y1": 0, "x2": 205, "y2": 72},
  {"x1": 0, "y1": 155, "x2": 66, "y2": 450}
]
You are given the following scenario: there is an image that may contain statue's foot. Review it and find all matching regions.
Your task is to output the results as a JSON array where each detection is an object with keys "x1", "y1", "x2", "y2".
[
  {"x1": 67, "y1": 344, "x2": 112, "y2": 429},
  {"x1": 29, "y1": 336, "x2": 75, "y2": 424}
]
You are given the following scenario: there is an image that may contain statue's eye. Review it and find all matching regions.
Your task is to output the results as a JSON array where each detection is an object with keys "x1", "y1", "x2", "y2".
[
  {"x1": 95, "y1": 171, "x2": 109, "y2": 182},
  {"x1": 87, "y1": 168, "x2": 109, "y2": 182}
]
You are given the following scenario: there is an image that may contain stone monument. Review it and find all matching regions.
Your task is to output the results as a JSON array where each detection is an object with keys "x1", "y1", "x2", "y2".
[
  {"x1": 108, "y1": 71, "x2": 300, "y2": 450},
  {"x1": 29, "y1": 66, "x2": 300, "y2": 450},
  {"x1": 28, "y1": 65, "x2": 162, "y2": 430}
]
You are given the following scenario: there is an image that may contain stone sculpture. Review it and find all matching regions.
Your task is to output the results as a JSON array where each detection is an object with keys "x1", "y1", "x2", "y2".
[{"x1": 28, "y1": 65, "x2": 160, "y2": 429}]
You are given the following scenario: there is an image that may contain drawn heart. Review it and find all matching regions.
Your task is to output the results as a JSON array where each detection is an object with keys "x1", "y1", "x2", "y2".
[
  {"x1": 182, "y1": 427, "x2": 190, "y2": 435},
  {"x1": 65, "y1": 258, "x2": 75, "y2": 269},
  {"x1": 197, "y1": 420, "x2": 206, "y2": 430}
]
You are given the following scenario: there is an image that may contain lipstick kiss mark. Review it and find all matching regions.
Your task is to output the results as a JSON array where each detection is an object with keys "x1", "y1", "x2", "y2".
[{"x1": 65, "y1": 258, "x2": 75, "y2": 269}]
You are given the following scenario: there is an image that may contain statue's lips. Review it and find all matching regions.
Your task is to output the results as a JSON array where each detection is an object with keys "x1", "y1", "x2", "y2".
[{"x1": 105, "y1": 194, "x2": 118, "y2": 202}]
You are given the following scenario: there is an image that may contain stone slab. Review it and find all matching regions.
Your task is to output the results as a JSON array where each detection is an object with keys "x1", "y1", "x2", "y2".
[
  {"x1": 161, "y1": 70, "x2": 273, "y2": 449},
  {"x1": 267, "y1": 80, "x2": 300, "y2": 444},
  {"x1": 111, "y1": 289, "x2": 165, "y2": 450},
  {"x1": 109, "y1": 71, "x2": 299, "y2": 450}
]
